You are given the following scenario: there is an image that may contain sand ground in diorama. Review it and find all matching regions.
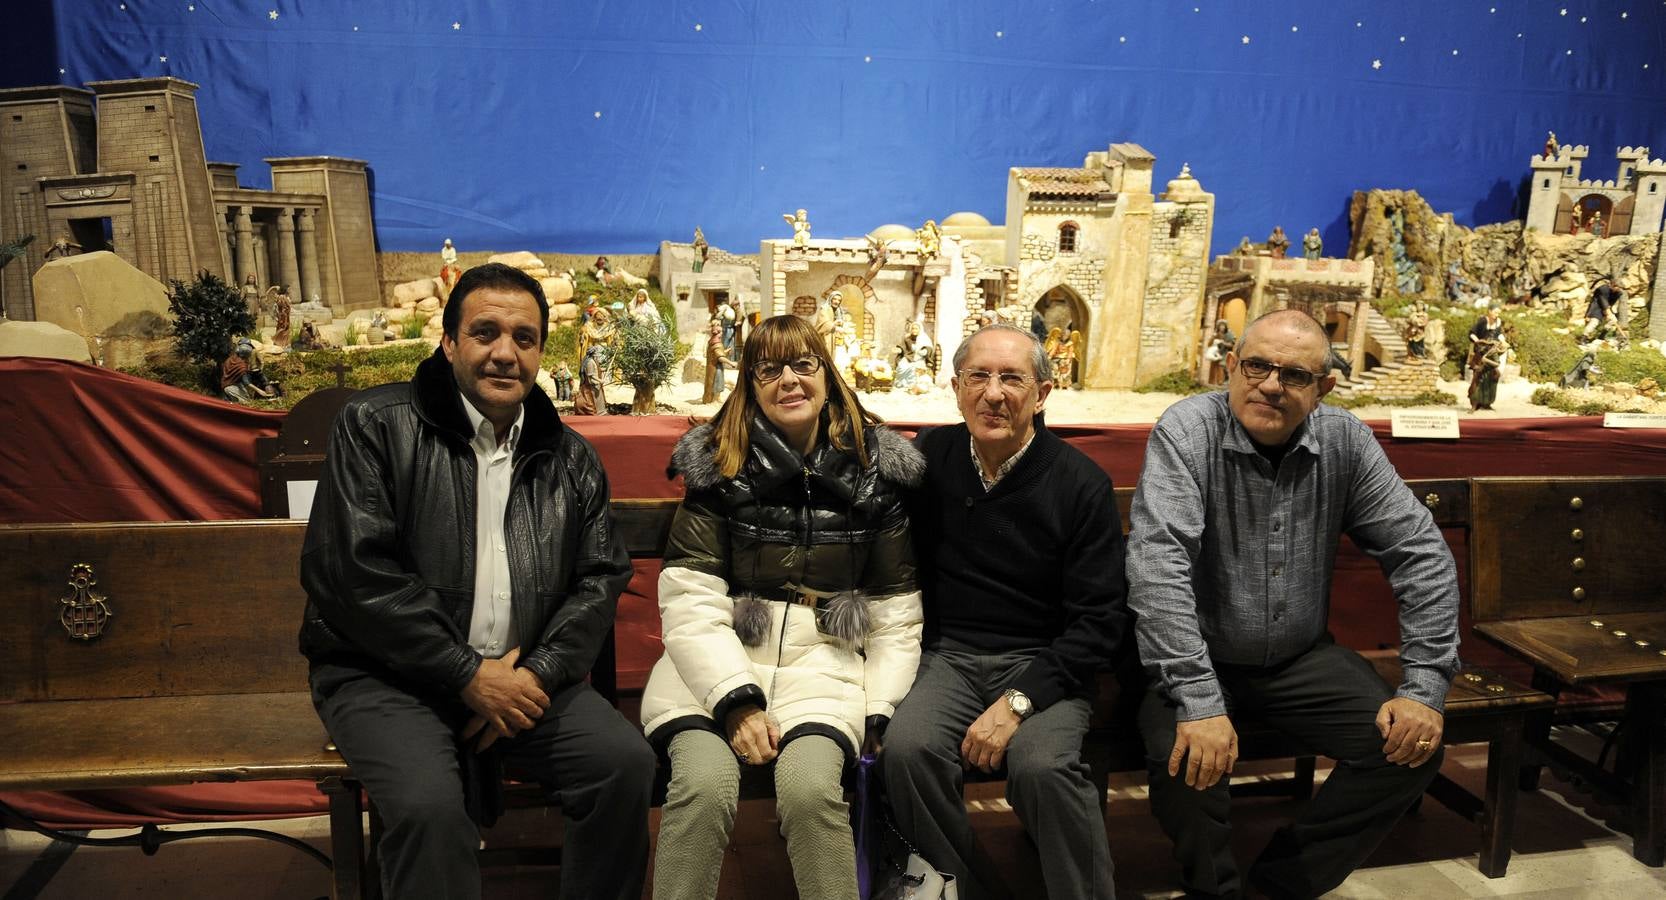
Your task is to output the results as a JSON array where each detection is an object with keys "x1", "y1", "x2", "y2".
[{"x1": 659, "y1": 374, "x2": 1577, "y2": 425}]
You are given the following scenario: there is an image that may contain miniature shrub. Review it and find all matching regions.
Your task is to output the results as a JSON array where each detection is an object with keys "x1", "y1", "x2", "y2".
[
  {"x1": 1504, "y1": 312, "x2": 1583, "y2": 383},
  {"x1": 541, "y1": 324, "x2": 579, "y2": 372},
  {"x1": 401, "y1": 313, "x2": 429, "y2": 340},
  {"x1": 167, "y1": 271, "x2": 255, "y2": 365},
  {"x1": 1592, "y1": 347, "x2": 1666, "y2": 386},
  {"x1": 1325, "y1": 390, "x2": 1459, "y2": 410},
  {"x1": 1135, "y1": 369, "x2": 1212, "y2": 395}
]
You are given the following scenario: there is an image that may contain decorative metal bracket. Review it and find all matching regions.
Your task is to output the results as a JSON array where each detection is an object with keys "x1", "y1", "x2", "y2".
[{"x1": 58, "y1": 563, "x2": 113, "y2": 641}]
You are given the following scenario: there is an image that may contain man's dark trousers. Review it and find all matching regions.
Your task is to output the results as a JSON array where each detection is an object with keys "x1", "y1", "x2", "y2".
[
  {"x1": 1138, "y1": 639, "x2": 1442, "y2": 899},
  {"x1": 312, "y1": 663, "x2": 655, "y2": 900}
]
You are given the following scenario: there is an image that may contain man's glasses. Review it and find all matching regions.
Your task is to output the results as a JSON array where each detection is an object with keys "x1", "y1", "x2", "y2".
[
  {"x1": 1237, "y1": 357, "x2": 1321, "y2": 389},
  {"x1": 752, "y1": 356, "x2": 823, "y2": 384},
  {"x1": 957, "y1": 369, "x2": 1037, "y2": 392}
]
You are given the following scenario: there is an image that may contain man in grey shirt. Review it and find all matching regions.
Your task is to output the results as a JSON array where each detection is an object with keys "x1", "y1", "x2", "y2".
[{"x1": 1127, "y1": 309, "x2": 1459, "y2": 899}]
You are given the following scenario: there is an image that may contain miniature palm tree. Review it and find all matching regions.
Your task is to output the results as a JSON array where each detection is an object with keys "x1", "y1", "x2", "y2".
[{"x1": 0, "y1": 235, "x2": 34, "y2": 318}]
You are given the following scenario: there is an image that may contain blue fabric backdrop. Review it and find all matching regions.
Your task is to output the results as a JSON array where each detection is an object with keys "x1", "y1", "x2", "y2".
[{"x1": 7, "y1": 1, "x2": 1664, "y2": 255}]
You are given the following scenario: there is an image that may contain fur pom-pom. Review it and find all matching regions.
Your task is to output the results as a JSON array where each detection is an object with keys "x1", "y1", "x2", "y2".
[
  {"x1": 870, "y1": 426, "x2": 926, "y2": 488},
  {"x1": 816, "y1": 591, "x2": 870, "y2": 653},
  {"x1": 733, "y1": 594, "x2": 772, "y2": 647}
]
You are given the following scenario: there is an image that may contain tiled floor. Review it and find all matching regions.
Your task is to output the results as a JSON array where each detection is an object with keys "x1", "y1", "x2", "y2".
[{"x1": 5, "y1": 744, "x2": 1665, "y2": 899}]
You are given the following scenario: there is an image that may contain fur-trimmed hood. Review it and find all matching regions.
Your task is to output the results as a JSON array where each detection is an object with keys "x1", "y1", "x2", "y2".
[{"x1": 669, "y1": 418, "x2": 924, "y2": 493}]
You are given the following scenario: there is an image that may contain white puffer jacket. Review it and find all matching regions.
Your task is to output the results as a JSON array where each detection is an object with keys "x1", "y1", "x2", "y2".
[{"x1": 639, "y1": 419, "x2": 925, "y2": 757}]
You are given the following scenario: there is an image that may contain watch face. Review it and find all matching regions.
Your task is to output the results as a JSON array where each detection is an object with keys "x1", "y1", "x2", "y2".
[{"x1": 1008, "y1": 691, "x2": 1031, "y2": 716}]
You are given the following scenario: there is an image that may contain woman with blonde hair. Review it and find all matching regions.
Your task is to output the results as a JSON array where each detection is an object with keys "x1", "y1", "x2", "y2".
[{"x1": 642, "y1": 315, "x2": 925, "y2": 899}]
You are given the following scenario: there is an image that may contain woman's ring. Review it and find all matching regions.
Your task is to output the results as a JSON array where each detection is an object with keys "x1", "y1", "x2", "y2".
[{"x1": 1416, "y1": 740, "x2": 1433, "y2": 751}]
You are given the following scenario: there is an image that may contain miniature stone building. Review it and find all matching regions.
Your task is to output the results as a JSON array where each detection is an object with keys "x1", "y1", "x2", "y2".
[
  {"x1": 0, "y1": 78, "x2": 377, "y2": 322},
  {"x1": 756, "y1": 141, "x2": 1216, "y2": 390},
  {"x1": 1526, "y1": 143, "x2": 1666, "y2": 237},
  {"x1": 1205, "y1": 253, "x2": 1378, "y2": 378},
  {"x1": 656, "y1": 240, "x2": 763, "y2": 339}
]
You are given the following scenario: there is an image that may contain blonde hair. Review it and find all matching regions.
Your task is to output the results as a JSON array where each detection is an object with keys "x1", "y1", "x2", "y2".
[{"x1": 709, "y1": 315, "x2": 880, "y2": 478}]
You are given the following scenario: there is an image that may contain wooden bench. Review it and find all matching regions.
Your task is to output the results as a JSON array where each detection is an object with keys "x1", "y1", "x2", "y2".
[
  {"x1": 0, "y1": 501, "x2": 677, "y2": 900},
  {"x1": 1469, "y1": 476, "x2": 1666, "y2": 866},
  {"x1": 0, "y1": 481, "x2": 1549, "y2": 898}
]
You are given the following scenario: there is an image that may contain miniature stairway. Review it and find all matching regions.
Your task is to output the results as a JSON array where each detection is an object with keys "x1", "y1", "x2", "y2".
[{"x1": 1329, "y1": 306, "x2": 1429, "y2": 399}]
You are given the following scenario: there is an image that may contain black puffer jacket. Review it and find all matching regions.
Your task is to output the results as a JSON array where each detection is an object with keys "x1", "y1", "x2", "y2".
[
  {"x1": 298, "y1": 348, "x2": 633, "y2": 696},
  {"x1": 639, "y1": 416, "x2": 925, "y2": 756}
]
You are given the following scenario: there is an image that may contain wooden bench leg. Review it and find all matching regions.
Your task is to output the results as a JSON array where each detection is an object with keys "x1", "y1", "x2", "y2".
[
  {"x1": 1478, "y1": 719, "x2": 1525, "y2": 877},
  {"x1": 318, "y1": 776, "x2": 368, "y2": 900},
  {"x1": 1519, "y1": 670, "x2": 1560, "y2": 792},
  {"x1": 1291, "y1": 756, "x2": 1316, "y2": 800},
  {"x1": 1623, "y1": 683, "x2": 1666, "y2": 867}
]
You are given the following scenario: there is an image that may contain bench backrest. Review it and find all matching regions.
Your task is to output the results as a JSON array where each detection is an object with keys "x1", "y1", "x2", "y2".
[
  {"x1": 0, "y1": 478, "x2": 1472, "y2": 705},
  {"x1": 1469, "y1": 476, "x2": 1666, "y2": 623},
  {"x1": 0, "y1": 520, "x2": 310, "y2": 703}
]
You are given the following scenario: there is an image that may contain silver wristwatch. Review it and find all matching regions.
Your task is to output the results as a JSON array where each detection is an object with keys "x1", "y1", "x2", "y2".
[{"x1": 1003, "y1": 688, "x2": 1033, "y2": 720}]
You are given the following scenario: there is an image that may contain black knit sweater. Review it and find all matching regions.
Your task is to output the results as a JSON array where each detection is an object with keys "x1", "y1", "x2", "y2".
[{"x1": 909, "y1": 422, "x2": 1131, "y2": 711}]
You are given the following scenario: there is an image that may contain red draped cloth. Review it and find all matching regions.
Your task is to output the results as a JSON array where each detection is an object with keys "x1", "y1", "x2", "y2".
[{"x1": 4, "y1": 356, "x2": 1665, "y2": 825}]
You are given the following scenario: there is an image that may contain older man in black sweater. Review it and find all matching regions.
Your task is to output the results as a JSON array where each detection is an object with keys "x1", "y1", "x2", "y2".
[{"x1": 883, "y1": 325, "x2": 1130, "y2": 900}]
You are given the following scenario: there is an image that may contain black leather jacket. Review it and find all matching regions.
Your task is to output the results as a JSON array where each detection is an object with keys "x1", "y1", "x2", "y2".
[{"x1": 298, "y1": 349, "x2": 633, "y2": 696}]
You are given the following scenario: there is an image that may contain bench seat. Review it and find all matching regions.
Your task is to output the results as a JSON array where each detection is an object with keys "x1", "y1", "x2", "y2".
[{"x1": 0, "y1": 692, "x2": 344, "y2": 791}]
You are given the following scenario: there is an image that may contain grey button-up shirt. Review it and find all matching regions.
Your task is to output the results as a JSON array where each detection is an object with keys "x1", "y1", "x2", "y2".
[{"x1": 1126, "y1": 391, "x2": 1459, "y2": 722}]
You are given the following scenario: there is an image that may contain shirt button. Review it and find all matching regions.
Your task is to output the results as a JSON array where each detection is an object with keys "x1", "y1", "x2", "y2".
[
  {"x1": 1272, "y1": 522, "x2": 1281, "y2": 532},
  {"x1": 1272, "y1": 566, "x2": 1283, "y2": 577},
  {"x1": 488, "y1": 641, "x2": 499, "y2": 650},
  {"x1": 498, "y1": 591, "x2": 509, "y2": 600},
  {"x1": 964, "y1": 498, "x2": 975, "y2": 508},
  {"x1": 497, "y1": 543, "x2": 506, "y2": 552}
]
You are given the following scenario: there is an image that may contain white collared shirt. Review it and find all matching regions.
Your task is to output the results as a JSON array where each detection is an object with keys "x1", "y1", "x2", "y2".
[
  {"x1": 459, "y1": 393, "x2": 523, "y2": 660},
  {"x1": 970, "y1": 431, "x2": 1035, "y2": 492}
]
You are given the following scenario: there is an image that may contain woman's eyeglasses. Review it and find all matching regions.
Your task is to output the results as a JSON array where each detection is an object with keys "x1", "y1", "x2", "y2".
[{"x1": 752, "y1": 356, "x2": 824, "y2": 384}]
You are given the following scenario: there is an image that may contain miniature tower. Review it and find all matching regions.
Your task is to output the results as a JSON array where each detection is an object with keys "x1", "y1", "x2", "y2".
[
  {"x1": 87, "y1": 77, "x2": 227, "y2": 284},
  {"x1": 1525, "y1": 145, "x2": 1587, "y2": 233},
  {"x1": 1616, "y1": 146, "x2": 1651, "y2": 187},
  {"x1": 0, "y1": 86, "x2": 96, "y2": 320},
  {"x1": 1632, "y1": 156, "x2": 1666, "y2": 236}
]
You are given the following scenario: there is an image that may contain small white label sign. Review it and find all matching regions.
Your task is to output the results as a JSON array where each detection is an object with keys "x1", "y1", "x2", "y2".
[
  {"x1": 1391, "y1": 409, "x2": 1461, "y2": 439},
  {"x1": 286, "y1": 479, "x2": 319, "y2": 520},
  {"x1": 1603, "y1": 413, "x2": 1666, "y2": 429}
]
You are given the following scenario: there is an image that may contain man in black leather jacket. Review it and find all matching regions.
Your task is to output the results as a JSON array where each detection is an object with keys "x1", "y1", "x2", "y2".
[{"x1": 299, "y1": 263, "x2": 652, "y2": 900}]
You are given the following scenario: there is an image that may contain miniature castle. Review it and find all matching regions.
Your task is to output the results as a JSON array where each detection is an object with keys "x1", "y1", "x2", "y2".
[
  {"x1": 0, "y1": 77, "x2": 377, "y2": 321},
  {"x1": 1526, "y1": 143, "x2": 1666, "y2": 237}
]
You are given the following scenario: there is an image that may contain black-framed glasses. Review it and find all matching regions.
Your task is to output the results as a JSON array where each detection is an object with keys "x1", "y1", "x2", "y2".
[
  {"x1": 957, "y1": 369, "x2": 1037, "y2": 392},
  {"x1": 1237, "y1": 357, "x2": 1321, "y2": 389},
  {"x1": 752, "y1": 356, "x2": 823, "y2": 384}
]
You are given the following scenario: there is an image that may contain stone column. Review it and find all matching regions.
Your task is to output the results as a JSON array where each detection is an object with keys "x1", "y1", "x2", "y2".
[
  {"x1": 253, "y1": 230, "x2": 269, "y2": 289},
  {"x1": 216, "y1": 210, "x2": 235, "y2": 282},
  {"x1": 234, "y1": 206, "x2": 257, "y2": 286},
  {"x1": 275, "y1": 208, "x2": 302, "y2": 299},
  {"x1": 297, "y1": 208, "x2": 323, "y2": 307}
]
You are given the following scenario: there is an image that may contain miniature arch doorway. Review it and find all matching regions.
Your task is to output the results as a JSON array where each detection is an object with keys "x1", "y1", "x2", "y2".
[
  {"x1": 1034, "y1": 284, "x2": 1089, "y2": 382},
  {"x1": 1573, "y1": 194, "x2": 1615, "y2": 236}
]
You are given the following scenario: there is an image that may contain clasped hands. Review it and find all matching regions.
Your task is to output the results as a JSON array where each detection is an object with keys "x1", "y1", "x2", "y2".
[
  {"x1": 724, "y1": 705, "x2": 889, "y2": 764},
  {"x1": 460, "y1": 647, "x2": 549, "y2": 753},
  {"x1": 1169, "y1": 697, "x2": 1444, "y2": 791}
]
